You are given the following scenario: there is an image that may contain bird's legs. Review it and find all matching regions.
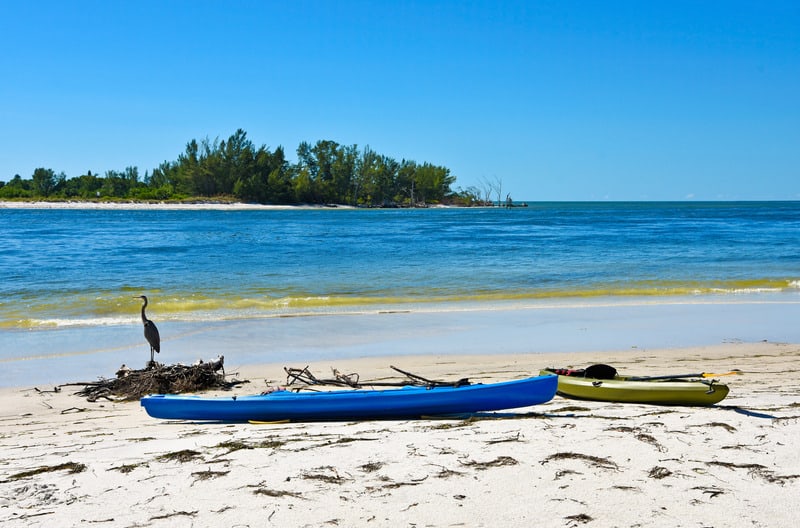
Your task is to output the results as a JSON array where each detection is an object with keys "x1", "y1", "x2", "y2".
[{"x1": 148, "y1": 346, "x2": 157, "y2": 369}]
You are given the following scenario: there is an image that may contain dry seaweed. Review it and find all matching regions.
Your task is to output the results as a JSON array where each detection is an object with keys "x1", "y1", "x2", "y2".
[
  {"x1": 213, "y1": 439, "x2": 285, "y2": 454},
  {"x1": 648, "y1": 466, "x2": 673, "y2": 479},
  {"x1": 150, "y1": 511, "x2": 198, "y2": 520},
  {"x1": 156, "y1": 449, "x2": 203, "y2": 463},
  {"x1": 485, "y1": 432, "x2": 522, "y2": 444},
  {"x1": 252, "y1": 488, "x2": 304, "y2": 498},
  {"x1": 541, "y1": 452, "x2": 619, "y2": 470},
  {"x1": 359, "y1": 461, "x2": 384, "y2": 473},
  {"x1": 62, "y1": 356, "x2": 248, "y2": 401},
  {"x1": 705, "y1": 461, "x2": 800, "y2": 484},
  {"x1": 192, "y1": 469, "x2": 230, "y2": 481},
  {"x1": 690, "y1": 422, "x2": 737, "y2": 433},
  {"x1": 301, "y1": 466, "x2": 348, "y2": 484},
  {"x1": 459, "y1": 456, "x2": 518, "y2": 470},
  {"x1": 4, "y1": 462, "x2": 87, "y2": 481},
  {"x1": 565, "y1": 513, "x2": 594, "y2": 525}
]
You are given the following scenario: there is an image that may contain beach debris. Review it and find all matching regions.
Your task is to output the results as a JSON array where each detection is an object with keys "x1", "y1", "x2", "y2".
[
  {"x1": 606, "y1": 426, "x2": 667, "y2": 452},
  {"x1": 554, "y1": 469, "x2": 582, "y2": 480},
  {"x1": 694, "y1": 486, "x2": 725, "y2": 498},
  {"x1": 109, "y1": 463, "x2": 147, "y2": 474},
  {"x1": 433, "y1": 465, "x2": 465, "y2": 479},
  {"x1": 156, "y1": 449, "x2": 203, "y2": 463},
  {"x1": 300, "y1": 466, "x2": 348, "y2": 485},
  {"x1": 691, "y1": 421, "x2": 737, "y2": 433},
  {"x1": 212, "y1": 438, "x2": 286, "y2": 455},
  {"x1": 703, "y1": 460, "x2": 800, "y2": 484},
  {"x1": 60, "y1": 407, "x2": 88, "y2": 414},
  {"x1": 149, "y1": 511, "x2": 198, "y2": 521},
  {"x1": 541, "y1": 452, "x2": 619, "y2": 471},
  {"x1": 648, "y1": 466, "x2": 673, "y2": 479},
  {"x1": 459, "y1": 456, "x2": 519, "y2": 470},
  {"x1": 33, "y1": 386, "x2": 61, "y2": 394},
  {"x1": 359, "y1": 461, "x2": 384, "y2": 473},
  {"x1": 564, "y1": 513, "x2": 594, "y2": 525},
  {"x1": 283, "y1": 365, "x2": 470, "y2": 390},
  {"x1": 4, "y1": 462, "x2": 87, "y2": 482},
  {"x1": 191, "y1": 469, "x2": 230, "y2": 482},
  {"x1": 251, "y1": 487, "x2": 304, "y2": 499},
  {"x1": 485, "y1": 432, "x2": 523, "y2": 444},
  {"x1": 62, "y1": 356, "x2": 248, "y2": 401}
]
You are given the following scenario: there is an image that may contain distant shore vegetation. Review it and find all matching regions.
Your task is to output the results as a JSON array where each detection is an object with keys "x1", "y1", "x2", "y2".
[{"x1": 0, "y1": 129, "x2": 497, "y2": 207}]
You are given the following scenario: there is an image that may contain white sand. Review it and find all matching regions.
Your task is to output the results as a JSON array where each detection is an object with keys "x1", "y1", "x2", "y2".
[{"x1": 2, "y1": 342, "x2": 799, "y2": 527}]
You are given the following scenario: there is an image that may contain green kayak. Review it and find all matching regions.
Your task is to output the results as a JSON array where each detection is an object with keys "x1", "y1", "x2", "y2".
[{"x1": 541, "y1": 366, "x2": 730, "y2": 406}]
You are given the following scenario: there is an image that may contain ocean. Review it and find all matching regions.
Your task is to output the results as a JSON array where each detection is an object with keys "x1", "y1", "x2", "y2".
[{"x1": 2, "y1": 202, "x2": 799, "y2": 386}]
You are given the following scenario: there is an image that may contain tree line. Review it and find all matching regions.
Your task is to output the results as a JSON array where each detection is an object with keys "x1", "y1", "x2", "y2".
[{"x1": 0, "y1": 129, "x2": 488, "y2": 207}]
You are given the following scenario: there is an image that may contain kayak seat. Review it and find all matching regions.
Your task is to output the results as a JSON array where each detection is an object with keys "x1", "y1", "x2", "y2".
[
  {"x1": 545, "y1": 365, "x2": 617, "y2": 380},
  {"x1": 584, "y1": 364, "x2": 618, "y2": 380}
]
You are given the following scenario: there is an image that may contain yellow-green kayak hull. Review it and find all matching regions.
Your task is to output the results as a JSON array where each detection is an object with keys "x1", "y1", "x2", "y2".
[{"x1": 540, "y1": 370, "x2": 729, "y2": 406}]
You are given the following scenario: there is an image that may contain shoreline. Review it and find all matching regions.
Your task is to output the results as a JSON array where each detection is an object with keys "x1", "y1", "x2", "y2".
[
  {"x1": 4, "y1": 299, "x2": 800, "y2": 388},
  {"x1": 2, "y1": 342, "x2": 798, "y2": 527},
  {"x1": 3, "y1": 199, "x2": 800, "y2": 211},
  {"x1": 0, "y1": 199, "x2": 358, "y2": 210}
]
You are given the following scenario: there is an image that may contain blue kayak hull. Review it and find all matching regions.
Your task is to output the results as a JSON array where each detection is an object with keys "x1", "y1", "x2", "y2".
[{"x1": 140, "y1": 375, "x2": 558, "y2": 422}]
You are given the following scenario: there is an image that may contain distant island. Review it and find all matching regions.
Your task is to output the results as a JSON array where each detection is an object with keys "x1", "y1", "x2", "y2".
[{"x1": 0, "y1": 129, "x2": 509, "y2": 208}]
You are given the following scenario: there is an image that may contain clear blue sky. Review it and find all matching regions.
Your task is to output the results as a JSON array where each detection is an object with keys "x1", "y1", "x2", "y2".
[{"x1": 1, "y1": 1, "x2": 798, "y2": 200}]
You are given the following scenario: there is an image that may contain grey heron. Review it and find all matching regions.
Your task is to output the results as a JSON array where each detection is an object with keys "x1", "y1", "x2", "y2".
[{"x1": 134, "y1": 295, "x2": 161, "y2": 366}]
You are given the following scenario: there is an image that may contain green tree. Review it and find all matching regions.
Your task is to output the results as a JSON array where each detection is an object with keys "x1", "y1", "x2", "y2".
[
  {"x1": 415, "y1": 163, "x2": 454, "y2": 204},
  {"x1": 353, "y1": 148, "x2": 401, "y2": 206},
  {"x1": 149, "y1": 161, "x2": 183, "y2": 198},
  {"x1": 247, "y1": 144, "x2": 291, "y2": 203},
  {"x1": 220, "y1": 128, "x2": 254, "y2": 195},
  {"x1": 0, "y1": 174, "x2": 32, "y2": 198},
  {"x1": 32, "y1": 167, "x2": 63, "y2": 197},
  {"x1": 263, "y1": 146, "x2": 293, "y2": 203},
  {"x1": 62, "y1": 171, "x2": 102, "y2": 198},
  {"x1": 397, "y1": 160, "x2": 417, "y2": 206},
  {"x1": 100, "y1": 169, "x2": 136, "y2": 198},
  {"x1": 7, "y1": 128, "x2": 465, "y2": 206},
  {"x1": 331, "y1": 143, "x2": 358, "y2": 204},
  {"x1": 295, "y1": 141, "x2": 318, "y2": 201},
  {"x1": 191, "y1": 138, "x2": 222, "y2": 196}
]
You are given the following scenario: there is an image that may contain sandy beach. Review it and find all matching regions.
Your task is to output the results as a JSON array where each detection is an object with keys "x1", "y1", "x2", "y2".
[{"x1": 2, "y1": 342, "x2": 799, "y2": 527}]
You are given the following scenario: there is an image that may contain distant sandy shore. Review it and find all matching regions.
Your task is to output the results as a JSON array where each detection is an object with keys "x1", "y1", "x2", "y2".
[
  {"x1": 2, "y1": 342, "x2": 798, "y2": 527},
  {"x1": 0, "y1": 200, "x2": 357, "y2": 210}
]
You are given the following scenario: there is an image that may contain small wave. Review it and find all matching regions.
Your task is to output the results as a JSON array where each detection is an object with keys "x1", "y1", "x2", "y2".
[
  {"x1": 3, "y1": 278, "x2": 798, "y2": 331},
  {"x1": 8, "y1": 316, "x2": 139, "y2": 329}
]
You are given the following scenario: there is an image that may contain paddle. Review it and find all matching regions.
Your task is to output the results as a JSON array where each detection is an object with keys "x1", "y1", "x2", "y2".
[{"x1": 627, "y1": 370, "x2": 741, "y2": 381}]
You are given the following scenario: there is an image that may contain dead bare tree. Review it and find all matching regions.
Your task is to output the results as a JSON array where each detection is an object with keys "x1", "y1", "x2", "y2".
[
  {"x1": 478, "y1": 177, "x2": 495, "y2": 206},
  {"x1": 492, "y1": 176, "x2": 503, "y2": 207}
]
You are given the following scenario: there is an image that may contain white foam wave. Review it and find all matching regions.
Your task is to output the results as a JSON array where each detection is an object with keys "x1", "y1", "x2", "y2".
[{"x1": 28, "y1": 316, "x2": 139, "y2": 328}]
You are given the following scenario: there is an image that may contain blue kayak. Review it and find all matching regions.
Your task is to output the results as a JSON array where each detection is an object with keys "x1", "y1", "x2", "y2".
[{"x1": 140, "y1": 374, "x2": 557, "y2": 422}]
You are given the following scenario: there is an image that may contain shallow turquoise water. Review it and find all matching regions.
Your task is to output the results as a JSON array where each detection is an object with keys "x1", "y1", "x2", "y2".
[{"x1": 2, "y1": 202, "x2": 798, "y2": 329}]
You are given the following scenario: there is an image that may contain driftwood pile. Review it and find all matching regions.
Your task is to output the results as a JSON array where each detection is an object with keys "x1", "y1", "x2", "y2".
[
  {"x1": 283, "y1": 365, "x2": 471, "y2": 390},
  {"x1": 64, "y1": 356, "x2": 248, "y2": 402}
]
